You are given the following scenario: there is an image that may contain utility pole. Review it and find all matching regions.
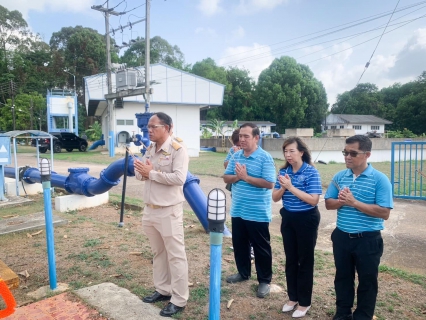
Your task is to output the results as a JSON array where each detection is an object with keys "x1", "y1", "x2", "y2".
[
  {"x1": 30, "y1": 98, "x2": 34, "y2": 130},
  {"x1": 10, "y1": 80, "x2": 15, "y2": 131},
  {"x1": 91, "y1": 2, "x2": 123, "y2": 158},
  {"x1": 145, "y1": 0, "x2": 151, "y2": 113}
]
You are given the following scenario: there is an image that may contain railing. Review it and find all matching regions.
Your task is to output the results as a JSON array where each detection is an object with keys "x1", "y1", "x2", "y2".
[{"x1": 391, "y1": 141, "x2": 426, "y2": 200}]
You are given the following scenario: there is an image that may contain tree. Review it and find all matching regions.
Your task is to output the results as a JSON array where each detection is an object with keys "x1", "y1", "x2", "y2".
[
  {"x1": 0, "y1": 92, "x2": 46, "y2": 131},
  {"x1": 0, "y1": 5, "x2": 33, "y2": 75},
  {"x1": 255, "y1": 56, "x2": 328, "y2": 133},
  {"x1": 331, "y1": 83, "x2": 386, "y2": 117},
  {"x1": 205, "y1": 119, "x2": 226, "y2": 138},
  {"x1": 120, "y1": 36, "x2": 188, "y2": 70}
]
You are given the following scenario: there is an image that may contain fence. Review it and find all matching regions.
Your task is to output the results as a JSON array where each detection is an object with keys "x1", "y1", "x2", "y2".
[{"x1": 391, "y1": 141, "x2": 426, "y2": 200}]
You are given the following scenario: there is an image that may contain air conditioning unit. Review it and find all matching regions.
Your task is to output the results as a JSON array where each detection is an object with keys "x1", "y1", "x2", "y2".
[{"x1": 116, "y1": 69, "x2": 137, "y2": 91}]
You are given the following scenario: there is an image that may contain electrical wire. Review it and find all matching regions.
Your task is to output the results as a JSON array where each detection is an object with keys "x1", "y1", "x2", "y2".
[{"x1": 356, "y1": 0, "x2": 401, "y2": 86}]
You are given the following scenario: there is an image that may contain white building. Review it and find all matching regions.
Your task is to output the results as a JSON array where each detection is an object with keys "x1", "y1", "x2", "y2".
[
  {"x1": 84, "y1": 63, "x2": 225, "y2": 157},
  {"x1": 200, "y1": 120, "x2": 276, "y2": 137},
  {"x1": 323, "y1": 114, "x2": 392, "y2": 136}
]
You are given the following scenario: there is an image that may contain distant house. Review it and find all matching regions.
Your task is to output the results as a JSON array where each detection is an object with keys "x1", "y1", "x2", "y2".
[
  {"x1": 200, "y1": 120, "x2": 276, "y2": 137},
  {"x1": 323, "y1": 114, "x2": 392, "y2": 135}
]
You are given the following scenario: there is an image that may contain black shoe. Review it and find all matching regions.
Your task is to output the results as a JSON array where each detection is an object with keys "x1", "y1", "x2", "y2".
[
  {"x1": 142, "y1": 291, "x2": 171, "y2": 303},
  {"x1": 226, "y1": 273, "x2": 249, "y2": 283},
  {"x1": 332, "y1": 314, "x2": 353, "y2": 320},
  {"x1": 256, "y1": 283, "x2": 270, "y2": 298},
  {"x1": 160, "y1": 302, "x2": 185, "y2": 317}
]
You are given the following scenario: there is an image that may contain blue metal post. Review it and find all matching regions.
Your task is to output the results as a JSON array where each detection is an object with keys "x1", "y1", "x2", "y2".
[
  {"x1": 40, "y1": 159, "x2": 57, "y2": 290},
  {"x1": 0, "y1": 166, "x2": 5, "y2": 201},
  {"x1": 209, "y1": 232, "x2": 223, "y2": 320},
  {"x1": 109, "y1": 130, "x2": 115, "y2": 157}
]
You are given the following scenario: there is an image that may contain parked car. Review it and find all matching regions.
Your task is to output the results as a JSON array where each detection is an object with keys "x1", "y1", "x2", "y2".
[{"x1": 31, "y1": 132, "x2": 88, "y2": 153}]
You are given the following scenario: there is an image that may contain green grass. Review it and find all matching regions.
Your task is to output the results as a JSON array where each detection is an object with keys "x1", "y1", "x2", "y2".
[
  {"x1": 109, "y1": 194, "x2": 143, "y2": 207},
  {"x1": 379, "y1": 265, "x2": 426, "y2": 288}
]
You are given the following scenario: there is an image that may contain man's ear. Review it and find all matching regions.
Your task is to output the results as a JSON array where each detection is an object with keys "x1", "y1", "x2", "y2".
[{"x1": 365, "y1": 151, "x2": 371, "y2": 159}]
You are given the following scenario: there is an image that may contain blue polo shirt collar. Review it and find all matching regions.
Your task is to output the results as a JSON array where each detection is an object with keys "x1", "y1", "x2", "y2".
[
  {"x1": 286, "y1": 161, "x2": 308, "y2": 174},
  {"x1": 344, "y1": 163, "x2": 373, "y2": 177},
  {"x1": 241, "y1": 146, "x2": 262, "y2": 159}
]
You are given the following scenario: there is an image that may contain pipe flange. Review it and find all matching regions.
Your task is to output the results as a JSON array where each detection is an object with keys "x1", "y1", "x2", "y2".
[{"x1": 100, "y1": 169, "x2": 120, "y2": 187}]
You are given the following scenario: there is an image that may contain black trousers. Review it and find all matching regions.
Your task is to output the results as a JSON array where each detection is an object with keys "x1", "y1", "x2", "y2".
[
  {"x1": 231, "y1": 217, "x2": 272, "y2": 284},
  {"x1": 280, "y1": 207, "x2": 320, "y2": 307},
  {"x1": 331, "y1": 228, "x2": 383, "y2": 320}
]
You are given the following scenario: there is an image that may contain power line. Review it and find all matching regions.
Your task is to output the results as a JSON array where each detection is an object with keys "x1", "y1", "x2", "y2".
[{"x1": 356, "y1": 0, "x2": 401, "y2": 85}]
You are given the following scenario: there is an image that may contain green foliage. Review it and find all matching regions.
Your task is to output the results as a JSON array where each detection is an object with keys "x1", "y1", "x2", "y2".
[
  {"x1": 120, "y1": 36, "x2": 188, "y2": 70},
  {"x1": 255, "y1": 56, "x2": 328, "y2": 133},
  {"x1": 386, "y1": 129, "x2": 418, "y2": 138},
  {"x1": 200, "y1": 127, "x2": 212, "y2": 139},
  {"x1": 205, "y1": 119, "x2": 226, "y2": 138},
  {"x1": 85, "y1": 121, "x2": 102, "y2": 141},
  {"x1": 0, "y1": 92, "x2": 46, "y2": 131}
]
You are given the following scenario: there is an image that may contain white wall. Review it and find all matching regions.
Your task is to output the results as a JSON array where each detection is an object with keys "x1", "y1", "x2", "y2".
[{"x1": 108, "y1": 103, "x2": 201, "y2": 157}]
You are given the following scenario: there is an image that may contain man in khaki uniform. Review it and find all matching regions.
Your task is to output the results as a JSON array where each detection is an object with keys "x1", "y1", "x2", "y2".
[{"x1": 134, "y1": 112, "x2": 189, "y2": 317}]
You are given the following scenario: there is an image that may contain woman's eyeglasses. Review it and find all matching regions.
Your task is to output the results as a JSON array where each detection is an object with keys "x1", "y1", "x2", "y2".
[
  {"x1": 341, "y1": 150, "x2": 368, "y2": 157},
  {"x1": 147, "y1": 124, "x2": 165, "y2": 129}
]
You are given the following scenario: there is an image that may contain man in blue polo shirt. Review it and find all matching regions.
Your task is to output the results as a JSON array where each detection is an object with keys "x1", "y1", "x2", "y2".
[
  {"x1": 223, "y1": 123, "x2": 276, "y2": 298},
  {"x1": 325, "y1": 135, "x2": 393, "y2": 320}
]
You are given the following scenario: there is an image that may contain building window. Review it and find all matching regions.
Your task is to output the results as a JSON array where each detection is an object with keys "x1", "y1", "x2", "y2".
[
  {"x1": 352, "y1": 125, "x2": 362, "y2": 130},
  {"x1": 371, "y1": 125, "x2": 380, "y2": 130},
  {"x1": 340, "y1": 125, "x2": 344, "y2": 129},
  {"x1": 117, "y1": 119, "x2": 134, "y2": 126},
  {"x1": 331, "y1": 125, "x2": 337, "y2": 129}
]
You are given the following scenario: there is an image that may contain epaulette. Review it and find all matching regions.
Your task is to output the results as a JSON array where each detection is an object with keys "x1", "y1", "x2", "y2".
[
  {"x1": 174, "y1": 136, "x2": 183, "y2": 142},
  {"x1": 172, "y1": 141, "x2": 182, "y2": 151}
]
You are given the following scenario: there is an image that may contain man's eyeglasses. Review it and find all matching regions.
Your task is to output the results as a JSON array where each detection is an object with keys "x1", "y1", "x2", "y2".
[
  {"x1": 342, "y1": 150, "x2": 368, "y2": 157},
  {"x1": 147, "y1": 124, "x2": 165, "y2": 130}
]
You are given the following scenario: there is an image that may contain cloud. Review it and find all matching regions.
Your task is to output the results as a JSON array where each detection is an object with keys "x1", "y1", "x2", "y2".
[
  {"x1": 235, "y1": 0, "x2": 288, "y2": 15},
  {"x1": 387, "y1": 28, "x2": 426, "y2": 80},
  {"x1": 2, "y1": 0, "x2": 96, "y2": 19},
  {"x1": 197, "y1": 0, "x2": 223, "y2": 16},
  {"x1": 194, "y1": 27, "x2": 218, "y2": 38},
  {"x1": 231, "y1": 26, "x2": 245, "y2": 40},
  {"x1": 219, "y1": 43, "x2": 274, "y2": 81}
]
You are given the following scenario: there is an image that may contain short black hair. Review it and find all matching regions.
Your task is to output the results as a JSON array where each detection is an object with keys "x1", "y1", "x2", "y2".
[
  {"x1": 346, "y1": 135, "x2": 372, "y2": 151},
  {"x1": 152, "y1": 112, "x2": 172, "y2": 132},
  {"x1": 240, "y1": 123, "x2": 260, "y2": 137}
]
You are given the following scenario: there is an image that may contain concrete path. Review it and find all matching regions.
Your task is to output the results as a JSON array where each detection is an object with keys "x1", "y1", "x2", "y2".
[{"x1": 75, "y1": 283, "x2": 165, "y2": 320}]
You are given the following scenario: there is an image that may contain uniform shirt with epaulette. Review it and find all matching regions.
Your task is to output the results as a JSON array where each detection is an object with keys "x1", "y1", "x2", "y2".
[{"x1": 136, "y1": 135, "x2": 189, "y2": 206}]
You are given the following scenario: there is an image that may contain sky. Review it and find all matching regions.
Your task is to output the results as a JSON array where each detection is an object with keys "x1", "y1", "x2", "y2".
[{"x1": 3, "y1": 0, "x2": 426, "y2": 106}]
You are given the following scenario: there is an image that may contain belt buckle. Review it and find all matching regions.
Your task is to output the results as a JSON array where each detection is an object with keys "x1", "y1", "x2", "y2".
[{"x1": 349, "y1": 232, "x2": 363, "y2": 238}]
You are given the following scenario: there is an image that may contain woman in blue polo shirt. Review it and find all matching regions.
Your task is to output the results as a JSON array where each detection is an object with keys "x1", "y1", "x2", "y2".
[{"x1": 272, "y1": 137, "x2": 322, "y2": 318}]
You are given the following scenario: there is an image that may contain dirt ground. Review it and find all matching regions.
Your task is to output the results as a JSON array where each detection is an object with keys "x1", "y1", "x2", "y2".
[{"x1": 2, "y1": 155, "x2": 426, "y2": 319}]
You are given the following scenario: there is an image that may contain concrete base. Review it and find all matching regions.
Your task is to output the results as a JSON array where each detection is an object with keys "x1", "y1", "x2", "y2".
[
  {"x1": 5, "y1": 178, "x2": 43, "y2": 196},
  {"x1": 55, "y1": 192, "x2": 109, "y2": 212},
  {"x1": 0, "y1": 212, "x2": 68, "y2": 236},
  {"x1": 27, "y1": 283, "x2": 69, "y2": 300},
  {"x1": 75, "y1": 283, "x2": 164, "y2": 320}
]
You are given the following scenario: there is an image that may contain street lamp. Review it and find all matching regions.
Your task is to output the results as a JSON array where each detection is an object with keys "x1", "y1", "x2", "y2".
[
  {"x1": 63, "y1": 69, "x2": 76, "y2": 93},
  {"x1": 207, "y1": 188, "x2": 227, "y2": 320}
]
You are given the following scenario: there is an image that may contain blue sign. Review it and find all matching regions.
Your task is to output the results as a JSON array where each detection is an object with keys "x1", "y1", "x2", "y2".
[{"x1": 0, "y1": 136, "x2": 11, "y2": 165}]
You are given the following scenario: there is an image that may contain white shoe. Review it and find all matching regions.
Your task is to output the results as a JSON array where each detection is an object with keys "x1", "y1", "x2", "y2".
[
  {"x1": 282, "y1": 302, "x2": 298, "y2": 312},
  {"x1": 292, "y1": 305, "x2": 311, "y2": 318}
]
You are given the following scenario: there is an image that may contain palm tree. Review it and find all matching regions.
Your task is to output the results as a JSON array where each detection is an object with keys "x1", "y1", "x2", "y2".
[{"x1": 206, "y1": 119, "x2": 226, "y2": 138}]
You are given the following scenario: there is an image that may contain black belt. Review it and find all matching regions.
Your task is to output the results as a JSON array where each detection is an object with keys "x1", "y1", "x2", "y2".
[{"x1": 337, "y1": 228, "x2": 381, "y2": 238}]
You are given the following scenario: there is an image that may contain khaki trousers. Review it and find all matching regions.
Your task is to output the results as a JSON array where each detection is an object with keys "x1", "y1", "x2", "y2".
[{"x1": 142, "y1": 203, "x2": 189, "y2": 307}]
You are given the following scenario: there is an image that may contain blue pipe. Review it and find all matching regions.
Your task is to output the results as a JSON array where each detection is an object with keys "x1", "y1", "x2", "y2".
[
  {"x1": 209, "y1": 232, "x2": 223, "y2": 320},
  {"x1": 42, "y1": 179, "x2": 57, "y2": 290},
  {"x1": 88, "y1": 139, "x2": 105, "y2": 150},
  {"x1": 184, "y1": 172, "x2": 231, "y2": 237},
  {"x1": 4, "y1": 160, "x2": 231, "y2": 236}
]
